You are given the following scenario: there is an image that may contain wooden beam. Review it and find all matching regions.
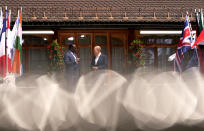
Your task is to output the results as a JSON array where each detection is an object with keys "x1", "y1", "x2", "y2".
[
  {"x1": 23, "y1": 45, "x2": 48, "y2": 49},
  {"x1": 107, "y1": 32, "x2": 111, "y2": 69},
  {"x1": 128, "y1": 29, "x2": 135, "y2": 45},
  {"x1": 91, "y1": 33, "x2": 94, "y2": 57},
  {"x1": 138, "y1": 43, "x2": 177, "y2": 48},
  {"x1": 74, "y1": 33, "x2": 79, "y2": 55},
  {"x1": 124, "y1": 32, "x2": 128, "y2": 73}
]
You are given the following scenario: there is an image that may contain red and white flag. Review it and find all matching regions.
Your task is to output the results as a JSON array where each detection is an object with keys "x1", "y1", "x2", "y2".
[{"x1": 0, "y1": 9, "x2": 7, "y2": 77}]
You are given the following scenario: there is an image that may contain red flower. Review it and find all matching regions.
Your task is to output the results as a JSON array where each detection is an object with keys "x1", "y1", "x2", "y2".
[
  {"x1": 60, "y1": 49, "x2": 64, "y2": 53},
  {"x1": 133, "y1": 54, "x2": 137, "y2": 57},
  {"x1": 47, "y1": 45, "x2": 51, "y2": 48},
  {"x1": 50, "y1": 50, "x2": 53, "y2": 53},
  {"x1": 54, "y1": 47, "x2": 57, "y2": 50}
]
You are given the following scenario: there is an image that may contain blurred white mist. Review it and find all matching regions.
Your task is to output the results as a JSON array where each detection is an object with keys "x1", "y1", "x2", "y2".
[{"x1": 0, "y1": 68, "x2": 204, "y2": 131}]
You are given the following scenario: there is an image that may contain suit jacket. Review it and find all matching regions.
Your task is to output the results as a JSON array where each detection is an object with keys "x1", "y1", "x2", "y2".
[
  {"x1": 64, "y1": 50, "x2": 80, "y2": 78},
  {"x1": 91, "y1": 54, "x2": 108, "y2": 70}
]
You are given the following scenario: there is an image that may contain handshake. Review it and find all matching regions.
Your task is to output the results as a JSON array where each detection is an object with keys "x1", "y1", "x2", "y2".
[{"x1": 76, "y1": 58, "x2": 80, "y2": 62}]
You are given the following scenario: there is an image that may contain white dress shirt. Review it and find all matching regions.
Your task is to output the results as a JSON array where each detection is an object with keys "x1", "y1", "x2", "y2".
[
  {"x1": 95, "y1": 52, "x2": 101, "y2": 65},
  {"x1": 71, "y1": 52, "x2": 77, "y2": 63}
]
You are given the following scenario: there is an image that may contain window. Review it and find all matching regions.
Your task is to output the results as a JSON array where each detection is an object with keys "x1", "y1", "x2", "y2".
[
  {"x1": 95, "y1": 35, "x2": 107, "y2": 45},
  {"x1": 62, "y1": 36, "x2": 74, "y2": 45},
  {"x1": 78, "y1": 34, "x2": 91, "y2": 45},
  {"x1": 23, "y1": 35, "x2": 49, "y2": 45}
]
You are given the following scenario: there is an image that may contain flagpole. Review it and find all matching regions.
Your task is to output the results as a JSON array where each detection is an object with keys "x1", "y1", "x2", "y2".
[
  {"x1": 194, "y1": 9, "x2": 201, "y2": 69},
  {"x1": 5, "y1": 6, "x2": 8, "y2": 77},
  {"x1": 8, "y1": 9, "x2": 11, "y2": 75}
]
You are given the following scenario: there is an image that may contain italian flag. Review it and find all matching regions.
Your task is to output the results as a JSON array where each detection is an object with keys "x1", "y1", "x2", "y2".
[{"x1": 12, "y1": 9, "x2": 23, "y2": 75}]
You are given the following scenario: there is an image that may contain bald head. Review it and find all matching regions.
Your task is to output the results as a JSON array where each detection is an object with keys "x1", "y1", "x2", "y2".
[{"x1": 94, "y1": 46, "x2": 101, "y2": 56}]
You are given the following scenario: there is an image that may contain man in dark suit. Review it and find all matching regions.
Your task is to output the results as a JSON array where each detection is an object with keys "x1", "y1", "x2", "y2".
[
  {"x1": 64, "y1": 44, "x2": 80, "y2": 91},
  {"x1": 91, "y1": 46, "x2": 108, "y2": 70}
]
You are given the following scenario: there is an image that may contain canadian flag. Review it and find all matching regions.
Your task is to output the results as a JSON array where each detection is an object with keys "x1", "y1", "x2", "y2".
[{"x1": 0, "y1": 9, "x2": 7, "y2": 77}]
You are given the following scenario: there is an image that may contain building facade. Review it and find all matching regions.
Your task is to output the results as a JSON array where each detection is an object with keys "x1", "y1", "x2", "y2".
[{"x1": 1, "y1": 0, "x2": 203, "y2": 74}]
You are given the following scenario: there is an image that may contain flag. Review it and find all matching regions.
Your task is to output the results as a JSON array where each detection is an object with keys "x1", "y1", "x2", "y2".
[
  {"x1": 0, "y1": 8, "x2": 3, "y2": 40},
  {"x1": 186, "y1": 34, "x2": 199, "y2": 69},
  {"x1": 198, "y1": 9, "x2": 204, "y2": 35},
  {"x1": 7, "y1": 10, "x2": 12, "y2": 73},
  {"x1": 193, "y1": 9, "x2": 204, "y2": 74},
  {"x1": 174, "y1": 13, "x2": 193, "y2": 72},
  {"x1": 186, "y1": 48, "x2": 199, "y2": 69},
  {"x1": 194, "y1": 30, "x2": 204, "y2": 72},
  {"x1": 195, "y1": 12, "x2": 200, "y2": 37},
  {"x1": 193, "y1": 30, "x2": 204, "y2": 46},
  {"x1": 192, "y1": 9, "x2": 204, "y2": 48},
  {"x1": 12, "y1": 10, "x2": 23, "y2": 75},
  {"x1": 0, "y1": 9, "x2": 7, "y2": 77},
  {"x1": 12, "y1": 9, "x2": 23, "y2": 75},
  {"x1": 10, "y1": 10, "x2": 19, "y2": 66}
]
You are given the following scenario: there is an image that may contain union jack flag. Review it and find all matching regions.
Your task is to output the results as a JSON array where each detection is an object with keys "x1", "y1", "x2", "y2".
[{"x1": 174, "y1": 13, "x2": 193, "y2": 72}]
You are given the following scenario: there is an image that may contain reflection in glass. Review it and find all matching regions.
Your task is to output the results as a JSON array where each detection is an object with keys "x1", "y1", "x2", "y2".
[
  {"x1": 158, "y1": 48, "x2": 175, "y2": 72},
  {"x1": 28, "y1": 48, "x2": 49, "y2": 74},
  {"x1": 78, "y1": 35, "x2": 91, "y2": 45},
  {"x1": 63, "y1": 36, "x2": 74, "y2": 45},
  {"x1": 79, "y1": 48, "x2": 91, "y2": 74},
  {"x1": 111, "y1": 37, "x2": 123, "y2": 45},
  {"x1": 141, "y1": 48, "x2": 155, "y2": 72},
  {"x1": 23, "y1": 35, "x2": 49, "y2": 45},
  {"x1": 101, "y1": 47, "x2": 107, "y2": 56},
  {"x1": 148, "y1": 38, "x2": 155, "y2": 44},
  {"x1": 143, "y1": 48, "x2": 154, "y2": 65},
  {"x1": 95, "y1": 35, "x2": 107, "y2": 45},
  {"x1": 111, "y1": 47, "x2": 124, "y2": 73}
]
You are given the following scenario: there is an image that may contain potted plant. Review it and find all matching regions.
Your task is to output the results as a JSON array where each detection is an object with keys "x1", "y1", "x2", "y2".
[
  {"x1": 128, "y1": 39, "x2": 145, "y2": 70},
  {"x1": 47, "y1": 40, "x2": 65, "y2": 74}
]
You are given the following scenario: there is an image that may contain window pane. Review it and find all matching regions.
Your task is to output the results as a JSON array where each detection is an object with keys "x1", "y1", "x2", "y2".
[
  {"x1": 112, "y1": 47, "x2": 124, "y2": 73},
  {"x1": 28, "y1": 48, "x2": 49, "y2": 74},
  {"x1": 95, "y1": 35, "x2": 107, "y2": 45},
  {"x1": 63, "y1": 36, "x2": 74, "y2": 45},
  {"x1": 111, "y1": 37, "x2": 123, "y2": 45},
  {"x1": 79, "y1": 47, "x2": 91, "y2": 74},
  {"x1": 23, "y1": 35, "x2": 49, "y2": 45},
  {"x1": 101, "y1": 47, "x2": 107, "y2": 56},
  {"x1": 78, "y1": 35, "x2": 91, "y2": 45},
  {"x1": 156, "y1": 38, "x2": 173, "y2": 44},
  {"x1": 143, "y1": 48, "x2": 155, "y2": 72},
  {"x1": 158, "y1": 48, "x2": 175, "y2": 72}
]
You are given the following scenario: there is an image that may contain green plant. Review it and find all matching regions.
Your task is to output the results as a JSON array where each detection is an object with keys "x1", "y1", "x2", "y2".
[
  {"x1": 128, "y1": 39, "x2": 145, "y2": 68},
  {"x1": 47, "y1": 40, "x2": 65, "y2": 73}
]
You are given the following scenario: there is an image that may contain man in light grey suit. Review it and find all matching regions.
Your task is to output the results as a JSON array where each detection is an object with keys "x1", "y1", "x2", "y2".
[{"x1": 64, "y1": 44, "x2": 80, "y2": 91}]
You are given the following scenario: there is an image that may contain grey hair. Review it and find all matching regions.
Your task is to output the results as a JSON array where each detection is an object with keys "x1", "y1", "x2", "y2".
[{"x1": 94, "y1": 46, "x2": 101, "y2": 51}]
